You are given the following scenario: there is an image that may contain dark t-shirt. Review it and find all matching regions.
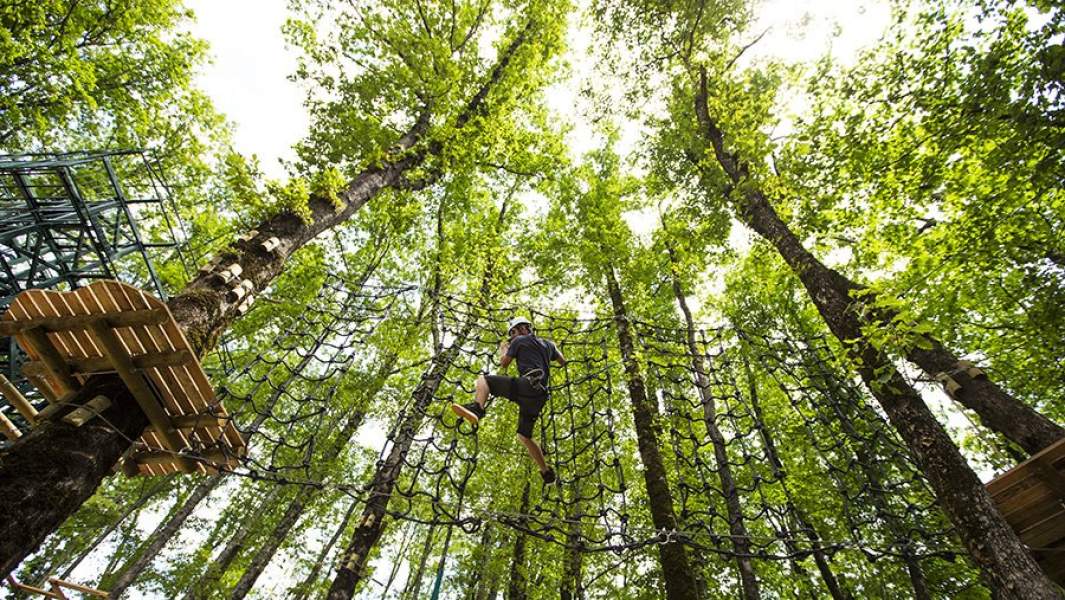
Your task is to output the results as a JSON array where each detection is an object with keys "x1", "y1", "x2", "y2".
[{"x1": 506, "y1": 334, "x2": 561, "y2": 388}]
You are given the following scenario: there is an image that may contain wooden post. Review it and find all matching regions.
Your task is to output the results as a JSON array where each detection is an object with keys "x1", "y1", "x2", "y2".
[
  {"x1": 0, "y1": 411, "x2": 20, "y2": 441},
  {"x1": 0, "y1": 374, "x2": 37, "y2": 424}
]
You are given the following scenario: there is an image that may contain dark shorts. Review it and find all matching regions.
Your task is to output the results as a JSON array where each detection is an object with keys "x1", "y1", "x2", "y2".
[{"x1": 484, "y1": 374, "x2": 547, "y2": 438}]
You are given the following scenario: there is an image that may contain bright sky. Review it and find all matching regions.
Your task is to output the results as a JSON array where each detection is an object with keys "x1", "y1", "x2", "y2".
[{"x1": 182, "y1": 0, "x2": 892, "y2": 180}]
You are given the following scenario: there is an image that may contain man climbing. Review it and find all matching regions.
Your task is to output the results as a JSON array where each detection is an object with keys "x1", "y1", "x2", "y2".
[{"x1": 452, "y1": 316, "x2": 566, "y2": 484}]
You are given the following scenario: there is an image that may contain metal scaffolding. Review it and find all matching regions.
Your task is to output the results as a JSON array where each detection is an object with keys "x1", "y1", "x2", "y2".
[{"x1": 0, "y1": 150, "x2": 187, "y2": 429}]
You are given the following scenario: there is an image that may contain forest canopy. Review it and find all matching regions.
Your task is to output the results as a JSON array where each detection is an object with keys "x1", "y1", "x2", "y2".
[{"x1": 0, "y1": 0, "x2": 1062, "y2": 599}]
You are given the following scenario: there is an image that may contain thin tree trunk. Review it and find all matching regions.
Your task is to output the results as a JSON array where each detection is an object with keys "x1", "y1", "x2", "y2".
[
  {"x1": 507, "y1": 481, "x2": 531, "y2": 600},
  {"x1": 402, "y1": 525, "x2": 437, "y2": 600},
  {"x1": 560, "y1": 503, "x2": 583, "y2": 600},
  {"x1": 667, "y1": 250, "x2": 760, "y2": 600},
  {"x1": 326, "y1": 198, "x2": 509, "y2": 600},
  {"x1": 606, "y1": 269, "x2": 699, "y2": 600},
  {"x1": 739, "y1": 356, "x2": 850, "y2": 600},
  {"x1": 182, "y1": 484, "x2": 284, "y2": 600},
  {"x1": 288, "y1": 498, "x2": 358, "y2": 600},
  {"x1": 692, "y1": 67, "x2": 1061, "y2": 598},
  {"x1": 228, "y1": 351, "x2": 401, "y2": 599},
  {"x1": 467, "y1": 523, "x2": 493, "y2": 600},
  {"x1": 104, "y1": 473, "x2": 223, "y2": 597},
  {"x1": 56, "y1": 477, "x2": 172, "y2": 581}
]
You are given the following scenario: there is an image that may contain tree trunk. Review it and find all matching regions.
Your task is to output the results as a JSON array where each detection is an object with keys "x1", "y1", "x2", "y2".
[
  {"x1": 560, "y1": 504, "x2": 584, "y2": 600},
  {"x1": 324, "y1": 334, "x2": 469, "y2": 599},
  {"x1": 692, "y1": 68, "x2": 1061, "y2": 598},
  {"x1": 287, "y1": 498, "x2": 358, "y2": 600},
  {"x1": 506, "y1": 481, "x2": 530, "y2": 600},
  {"x1": 183, "y1": 485, "x2": 284, "y2": 600},
  {"x1": 667, "y1": 254, "x2": 760, "y2": 600},
  {"x1": 739, "y1": 356, "x2": 850, "y2": 600},
  {"x1": 325, "y1": 196, "x2": 508, "y2": 600},
  {"x1": 605, "y1": 269, "x2": 699, "y2": 600},
  {"x1": 401, "y1": 525, "x2": 437, "y2": 600},
  {"x1": 694, "y1": 71, "x2": 1062, "y2": 456},
  {"x1": 54, "y1": 477, "x2": 172, "y2": 581},
  {"x1": 0, "y1": 378, "x2": 146, "y2": 580},
  {"x1": 104, "y1": 473, "x2": 223, "y2": 597}
]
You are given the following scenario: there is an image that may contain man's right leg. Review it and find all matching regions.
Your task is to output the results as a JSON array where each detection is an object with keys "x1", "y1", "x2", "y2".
[{"x1": 452, "y1": 375, "x2": 509, "y2": 426}]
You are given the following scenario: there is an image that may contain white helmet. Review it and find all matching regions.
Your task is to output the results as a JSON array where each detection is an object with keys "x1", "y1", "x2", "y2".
[{"x1": 508, "y1": 316, "x2": 532, "y2": 335}]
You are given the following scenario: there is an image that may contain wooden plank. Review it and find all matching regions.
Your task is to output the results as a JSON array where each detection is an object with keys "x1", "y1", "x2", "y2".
[
  {"x1": 87, "y1": 321, "x2": 196, "y2": 473},
  {"x1": 22, "y1": 350, "x2": 194, "y2": 377},
  {"x1": 83, "y1": 284, "x2": 166, "y2": 477},
  {"x1": 0, "y1": 307, "x2": 169, "y2": 336},
  {"x1": 106, "y1": 282, "x2": 202, "y2": 471},
  {"x1": 21, "y1": 328, "x2": 79, "y2": 393},
  {"x1": 0, "y1": 374, "x2": 38, "y2": 423},
  {"x1": 988, "y1": 437, "x2": 1065, "y2": 496},
  {"x1": 170, "y1": 414, "x2": 228, "y2": 430},
  {"x1": 1023, "y1": 508, "x2": 1065, "y2": 549},
  {"x1": 48, "y1": 578, "x2": 107, "y2": 598},
  {"x1": 1033, "y1": 456, "x2": 1065, "y2": 501},
  {"x1": 1008, "y1": 487, "x2": 1064, "y2": 534},
  {"x1": 996, "y1": 476, "x2": 1052, "y2": 520}
]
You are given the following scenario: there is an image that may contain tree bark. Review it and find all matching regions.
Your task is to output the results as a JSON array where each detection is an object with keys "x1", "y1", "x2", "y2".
[
  {"x1": 401, "y1": 524, "x2": 437, "y2": 600},
  {"x1": 667, "y1": 253, "x2": 759, "y2": 600},
  {"x1": 606, "y1": 269, "x2": 699, "y2": 600},
  {"x1": 694, "y1": 71, "x2": 1061, "y2": 456},
  {"x1": 692, "y1": 67, "x2": 1062, "y2": 599},
  {"x1": 506, "y1": 481, "x2": 530, "y2": 600},
  {"x1": 739, "y1": 356, "x2": 850, "y2": 600},
  {"x1": 560, "y1": 503, "x2": 584, "y2": 600},
  {"x1": 229, "y1": 393, "x2": 372, "y2": 599},
  {"x1": 325, "y1": 196, "x2": 508, "y2": 600},
  {"x1": 0, "y1": 378, "x2": 146, "y2": 580}
]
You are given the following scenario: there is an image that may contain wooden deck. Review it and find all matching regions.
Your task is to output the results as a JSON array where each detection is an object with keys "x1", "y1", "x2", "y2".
[
  {"x1": 987, "y1": 436, "x2": 1065, "y2": 585},
  {"x1": 0, "y1": 281, "x2": 245, "y2": 476}
]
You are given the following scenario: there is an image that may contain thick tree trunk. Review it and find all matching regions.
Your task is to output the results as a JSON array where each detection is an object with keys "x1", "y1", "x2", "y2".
[
  {"x1": 0, "y1": 378, "x2": 146, "y2": 580},
  {"x1": 606, "y1": 269, "x2": 699, "y2": 600},
  {"x1": 691, "y1": 70, "x2": 1062, "y2": 456},
  {"x1": 668, "y1": 257, "x2": 759, "y2": 600},
  {"x1": 692, "y1": 69, "x2": 1061, "y2": 598},
  {"x1": 506, "y1": 481, "x2": 531, "y2": 600}
]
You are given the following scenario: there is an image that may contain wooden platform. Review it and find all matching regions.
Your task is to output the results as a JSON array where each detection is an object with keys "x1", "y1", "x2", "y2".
[
  {"x1": 0, "y1": 281, "x2": 245, "y2": 476},
  {"x1": 987, "y1": 436, "x2": 1065, "y2": 585}
]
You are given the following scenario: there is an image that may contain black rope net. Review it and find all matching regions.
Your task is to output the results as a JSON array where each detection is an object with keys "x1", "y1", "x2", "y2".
[{"x1": 139, "y1": 272, "x2": 988, "y2": 596}]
